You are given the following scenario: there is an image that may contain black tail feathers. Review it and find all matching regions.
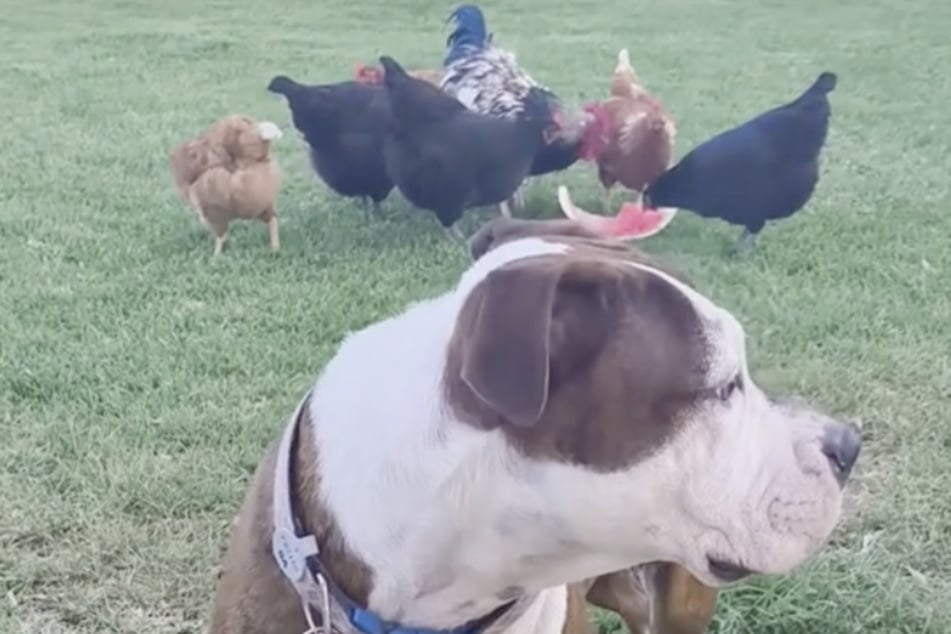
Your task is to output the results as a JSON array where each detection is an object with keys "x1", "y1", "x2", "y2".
[
  {"x1": 378, "y1": 56, "x2": 410, "y2": 86},
  {"x1": 267, "y1": 75, "x2": 301, "y2": 97},
  {"x1": 519, "y1": 87, "x2": 559, "y2": 126},
  {"x1": 806, "y1": 71, "x2": 837, "y2": 97}
]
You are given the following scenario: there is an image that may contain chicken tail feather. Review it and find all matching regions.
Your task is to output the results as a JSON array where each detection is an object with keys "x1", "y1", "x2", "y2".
[
  {"x1": 805, "y1": 72, "x2": 837, "y2": 97},
  {"x1": 267, "y1": 75, "x2": 302, "y2": 98},
  {"x1": 445, "y1": 4, "x2": 490, "y2": 65},
  {"x1": 379, "y1": 56, "x2": 410, "y2": 86},
  {"x1": 615, "y1": 48, "x2": 632, "y2": 74}
]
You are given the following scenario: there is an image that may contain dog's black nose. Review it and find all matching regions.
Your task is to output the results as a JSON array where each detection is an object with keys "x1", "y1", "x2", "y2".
[{"x1": 821, "y1": 422, "x2": 862, "y2": 486}]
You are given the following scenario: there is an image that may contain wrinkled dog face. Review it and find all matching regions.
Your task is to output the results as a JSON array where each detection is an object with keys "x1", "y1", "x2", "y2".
[
  {"x1": 633, "y1": 264, "x2": 861, "y2": 586},
  {"x1": 450, "y1": 218, "x2": 861, "y2": 589}
]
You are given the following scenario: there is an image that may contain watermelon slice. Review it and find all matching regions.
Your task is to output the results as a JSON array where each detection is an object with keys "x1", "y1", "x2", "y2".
[{"x1": 557, "y1": 185, "x2": 677, "y2": 240}]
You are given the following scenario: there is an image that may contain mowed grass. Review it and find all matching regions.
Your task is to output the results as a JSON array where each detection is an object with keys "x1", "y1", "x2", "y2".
[{"x1": 1, "y1": 0, "x2": 950, "y2": 631}]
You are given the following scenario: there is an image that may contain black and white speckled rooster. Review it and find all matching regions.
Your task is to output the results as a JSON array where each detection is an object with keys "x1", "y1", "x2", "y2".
[{"x1": 440, "y1": 4, "x2": 610, "y2": 216}]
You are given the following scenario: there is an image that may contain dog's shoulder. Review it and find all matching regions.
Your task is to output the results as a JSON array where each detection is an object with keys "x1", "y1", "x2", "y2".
[{"x1": 210, "y1": 437, "x2": 311, "y2": 634}]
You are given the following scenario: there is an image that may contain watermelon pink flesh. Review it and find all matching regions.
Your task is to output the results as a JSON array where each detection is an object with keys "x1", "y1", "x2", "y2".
[{"x1": 612, "y1": 203, "x2": 666, "y2": 237}]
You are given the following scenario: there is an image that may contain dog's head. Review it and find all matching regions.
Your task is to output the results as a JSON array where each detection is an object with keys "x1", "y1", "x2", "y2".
[{"x1": 446, "y1": 217, "x2": 861, "y2": 589}]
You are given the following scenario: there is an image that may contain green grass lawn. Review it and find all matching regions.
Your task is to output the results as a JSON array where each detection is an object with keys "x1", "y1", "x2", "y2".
[{"x1": 2, "y1": 0, "x2": 950, "y2": 632}]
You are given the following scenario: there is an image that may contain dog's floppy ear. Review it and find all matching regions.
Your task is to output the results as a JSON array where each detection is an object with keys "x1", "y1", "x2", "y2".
[{"x1": 457, "y1": 257, "x2": 617, "y2": 427}]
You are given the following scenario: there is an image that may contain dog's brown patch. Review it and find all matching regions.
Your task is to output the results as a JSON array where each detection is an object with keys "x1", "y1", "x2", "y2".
[
  {"x1": 650, "y1": 564, "x2": 719, "y2": 634},
  {"x1": 458, "y1": 218, "x2": 720, "y2": 633},
  {"x1": 562, "y1": 582, "x2": 597, "y2": 634},
  {"x1": 584, "y1": 569, "x2": 650, "y2": 632},
  {"x1": 585, "y1": 564, "x2": 718, "y2": 634},
  {"x1": 209, "y1": 402, "x2": 373, "y2": 634},
  {"x1": 446, "y1": 222, "x2": 710, "y2": 470}
]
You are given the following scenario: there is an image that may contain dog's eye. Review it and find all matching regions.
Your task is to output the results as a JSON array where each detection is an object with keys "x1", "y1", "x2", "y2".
[{"x1": 716, "y1": 376, "x2": 741, "y2": 402}]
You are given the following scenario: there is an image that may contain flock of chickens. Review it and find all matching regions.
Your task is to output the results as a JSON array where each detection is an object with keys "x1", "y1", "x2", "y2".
[{"x1": 170, "y1": 4, "x2": 838, "y2": 255}]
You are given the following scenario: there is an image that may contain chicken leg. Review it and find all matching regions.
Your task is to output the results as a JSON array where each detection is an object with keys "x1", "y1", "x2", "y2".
[
  {"x1": 601, "y1": 186, "x2": 617, "y2": 214},
  {"x1": 260, "y1": 205, "x2": 280, "y2": 252},
  {"x1": 213, "y1": 233, "x2": 228, "y2": 257},
  {"x1": 511, "y1": 184, "x2": 527, "y2": 210},
  {"x1": 267, "y1": 216, "x2": 280, "y2": 252},
  {"x1": 443, "y1": 224, "x2": 467, "y2": 244},
  {"x1": 206, "y1": 215, "x2": 230, "y2": 257},
  {"x1": 731, "y1": 227, "x2": 760, "y2": 256},
  {"x1": 359, "y1": 197, "x2": 384, "y2": 223}
]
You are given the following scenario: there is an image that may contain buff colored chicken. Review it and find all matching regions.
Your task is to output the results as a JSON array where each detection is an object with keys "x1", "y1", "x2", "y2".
[{"x1": 169, "y1": 114, "x2": 283, "y2": 256}]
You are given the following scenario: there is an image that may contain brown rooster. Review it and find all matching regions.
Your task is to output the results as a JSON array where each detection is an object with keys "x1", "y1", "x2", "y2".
[{"x1": 589, "y1": 48, "x2": 676, "y2": 210}]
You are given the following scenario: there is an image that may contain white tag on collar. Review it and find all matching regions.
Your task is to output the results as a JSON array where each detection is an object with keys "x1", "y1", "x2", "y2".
[{"x1": 273, "y1": 526, "x2": 320, "y2": 583}]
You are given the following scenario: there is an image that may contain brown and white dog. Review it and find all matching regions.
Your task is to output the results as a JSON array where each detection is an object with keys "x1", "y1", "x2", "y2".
[{"x1": 210, "y1": 217, "x2": 861, "y2": 634}]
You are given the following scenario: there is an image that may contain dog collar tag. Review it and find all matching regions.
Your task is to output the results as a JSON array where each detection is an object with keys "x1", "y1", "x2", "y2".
[{"x1": 273, "y1": 526, "x2": 319, "y2": 582}]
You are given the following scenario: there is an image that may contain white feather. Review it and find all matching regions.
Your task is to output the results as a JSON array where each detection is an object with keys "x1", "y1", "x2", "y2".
[
  {"x1": 615, "y1": 48, "x2": 631, "y2": 73},
  {"x1": 256, "y1": 121, "x2": 282, "y2": 141},
  {"x1": 441, "y1": 46, "x2": 552, "y2": 120}
]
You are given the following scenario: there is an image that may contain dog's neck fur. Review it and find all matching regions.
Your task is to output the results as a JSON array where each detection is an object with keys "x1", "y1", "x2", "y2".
[{"x1": 307, "y1": 238, "x2": 674, "y2": 632}]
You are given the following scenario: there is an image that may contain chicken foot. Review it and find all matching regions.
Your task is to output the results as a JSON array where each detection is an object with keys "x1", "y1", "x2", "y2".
[
  {"x1": 443, "y1": 224, "x2": 467, "y2": 244},
  {"x1": 213, "y1": 233, "x2": 228, "y2": 257},
  {"x1": 498, "y1": 182, "x2": 528, "y2": 218},
  {"x1": 267, "y1": 216, "x2": 280, "y2": 252},
  {"x1": 601, "y1": 188, "x2": 615, "y2": 214},
  {"x1": 511, "y1": 184, "x2": 527, "y2": 209},
  {"x1": 359, "y1": 197, "x2": 384, "y2": 223}
]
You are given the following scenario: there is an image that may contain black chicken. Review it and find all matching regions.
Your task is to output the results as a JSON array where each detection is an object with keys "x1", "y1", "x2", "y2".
[
  {"x1": 643, "y1": 72, "x2": 838, "y2": 253},
  {"x1": 378, "y1": 55, "x2": 559, "y2": 240},
  {"x1": 267, "y1": 75, "x2": 393, "y2": 220}
]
